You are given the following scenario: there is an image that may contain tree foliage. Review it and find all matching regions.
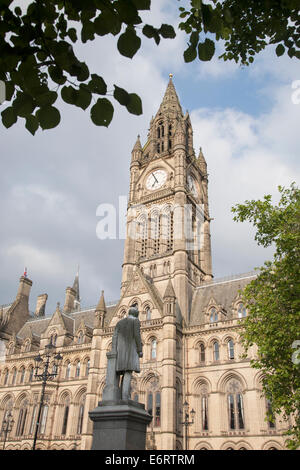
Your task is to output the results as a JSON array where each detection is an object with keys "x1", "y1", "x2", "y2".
[
  {"x1": 232, "y1": 184, "x2": 300, "y2": 449},
  {"x1": 0, "y1": 0, "x2": 299, "y2": 133}
]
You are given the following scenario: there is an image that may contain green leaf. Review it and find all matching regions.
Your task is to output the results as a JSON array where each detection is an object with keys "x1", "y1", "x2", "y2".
[
  {"x1": 36, "y1": 106, "x2": 61, "y2": 130},
  {"x1": 198, "y1": 38, "x2": 216, "y2": 61},
  {"x1": 90, "y1": 98, "x2": 114, "y2": 127},
  {"x1": 142, "y1": 24, "x2": 156, "y2": 39},
  {"x1": 276, "y1": 44, "x2": 285, "y2": 56},
  {"x1": 88, "y1": 74, "x2": 107, "y2": 95},
  {"x1": 126, "y1": 93, "x2": 142, "y2": 115},
  {"x1": 61, "y1": 86, "x2": 77, "y2": 105},
  {"x1": 13, "y1": 92, "x2": 35, "y2": 117},
  {"x1": 1, "y1": 106, "x2": 17, "y2": 128},
  {"x1": 184, "y1": 45, "x2": 197, "y2": 63},
  {"x1": 49, "y1": 66, "x2": 66, "y2": 85},
  {"x1": 76, "y1": 87, "x2": 92, "y2": 110},
  {"x1": 67, "y1": 28, "x2": 77, "y2": 43},
  {"x1": 132, "y1": 0, "x2": 151, "y2": 10},
  {"x1": 35, "y1": 91, "x2": 58, "y2": 108},
  {"x1": 117, "y1": 28, "x2": 141, "y2": 58},
  {"x1": 159, "y1": 24, "x2": 176, "y2": 39},
  {"x1": 114, "y1": 85, "x2": 130, "y2": 106},
  {"x1": 25, "y1": 115, "x2": 39, "y2": 135}
]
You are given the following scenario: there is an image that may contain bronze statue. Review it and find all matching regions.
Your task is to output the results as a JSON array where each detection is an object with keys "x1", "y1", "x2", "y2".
[{"x1": 111, "y1": 306, "x2": 143, "y2": 400}]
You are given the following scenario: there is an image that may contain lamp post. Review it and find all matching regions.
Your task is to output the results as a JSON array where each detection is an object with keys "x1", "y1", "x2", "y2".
[
  {"x1": 181, "y1": 400, "x2": 195, "y2": 451},
  {"x1": 32, "y1": 342, "x2": 63, "y2": 450},
  {"x1": 1, "y1": 410, "x2": 14, "y2": 450}
]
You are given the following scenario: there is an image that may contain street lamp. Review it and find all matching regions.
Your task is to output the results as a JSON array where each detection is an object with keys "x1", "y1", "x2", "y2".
[
  {"x1": 181, "y1": 400, "x2": 195, "y2": 450},
  {"x1": 1, "y1": 410, "x2": 14, "y2": 450},
  {"x1": 32, "y1": 341, "x2": 63, "y2": 450}
]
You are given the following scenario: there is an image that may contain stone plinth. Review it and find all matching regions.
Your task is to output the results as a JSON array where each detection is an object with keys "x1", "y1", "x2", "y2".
[{"x1": 89, "y1": 400, "x2": 152, "y2": 450}]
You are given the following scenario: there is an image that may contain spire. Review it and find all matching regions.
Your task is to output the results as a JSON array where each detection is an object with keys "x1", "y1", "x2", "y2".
[
  {"x1": 197, "y1": 146, "x2": 207, "y2": 175},
  {"x1": 95, "y1": 290, "x2": 106, "y2": 313},
  {"x1": 157, "y1": 74, "x2": 183, "y2": 118},
  {"x1": 95, "y1": 290, "x2": 106, "y2": 328},
  {"x1": 72, "y1": 266, "x2": 80, "y2": 309},
  {"x1": 132, "y1": 134, "x2": 142, "y2": 152}
]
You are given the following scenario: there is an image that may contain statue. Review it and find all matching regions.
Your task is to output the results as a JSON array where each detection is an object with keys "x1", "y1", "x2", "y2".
[
  {"x1": 90, "y1": 306, "x2": 152, "y2": 450},
  {"x1": 103, "y1": 306, "x2": 143, "y2": 402}
]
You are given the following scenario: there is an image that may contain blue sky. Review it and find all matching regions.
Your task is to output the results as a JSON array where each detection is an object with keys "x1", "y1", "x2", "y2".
[{"x1": 0, "y1": 1, "x2": 299, "y2": 315}]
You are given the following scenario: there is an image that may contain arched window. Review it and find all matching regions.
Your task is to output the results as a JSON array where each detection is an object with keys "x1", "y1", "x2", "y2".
[
  {"x1": 213, "y1": 341, "x2": 220, "y2": 361},
  {"x1": 199, "y1": 343, "x2": 205, "y2": 363},
  {"x1": 209, "y1": 308, "x2": 218, "y2": 323},
  {"x1": 11, "y1": 368, "x2": 17, "y2": 385},
  {"x1": 237, "y1": 303, "x2": 247, "y2": 318},
  {"x1": 77, "y1": 331, "x2": 84, "y2": 344},
  {"x1": 61, "y1": 396, "x2": 70, "y2": 436},
  {"x1": 146, "y1": 377, "x2": 161, "y2": 427},
  {"x1": 75, "y1": 361, "x2": 81, "y2": 378},
  {"x1": 85, "y1": 359, "x2": 90, "y2": 376},
  {"x1": 50, "y1": 333, "x2": 57, "y2": 346},
  {"x1": 140, "y1": 217, "x2": 148, "y2": 258},
  {"x1": 29, "y1": 405, "x2": 38, "y2": 435},
  {"x1": 39, "y1": 404, "x2": 48, "y2": 435},
  {"x1": 20, "y1": 367, "x2": 25, "y2": 384},
  {"x1": 151, "y1": 339, "x2": 157, "y2": 360},
  {"x1": 227, "y1": 380, "x2": 245, "y2": 430},
  {"x1": 77, "y1": 395, "x2": 86, "y2": 435},
  {"x1": 28, "y1": 366, "x2": 34, "y2": 382},
  {"x1": 266, "y1": 399, "x2": 276, "y2": 428},
  {"x1": 4, "y1": 369, "x2": 9, "y2": 385},
  {"x1": 65, "y1": 362, "x2": 71, "y2": 379},
  {"x1": 16, "y1": 399, "x2": 29, "y2": 436},
  {"x1": 199, "y1": 384, "x2": 209, "y2": 431},
  {"x1": 228, "y1": 340, "x2": 235, "y2": 360},
  {"x1": 145, "y1": 306, "x2": 151, "y2": 321}
]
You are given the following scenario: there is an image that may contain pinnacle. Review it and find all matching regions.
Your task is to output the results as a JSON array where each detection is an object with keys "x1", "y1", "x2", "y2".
[
  {"x1": 132, "y1": 134, "x2": 142, "y2": 152},
  {"x1": 163, "y1": 278, "x2": 176, "y2": 299},
  {"x1": 96, "y1": 290, "x2": 106, "y2": 313}
]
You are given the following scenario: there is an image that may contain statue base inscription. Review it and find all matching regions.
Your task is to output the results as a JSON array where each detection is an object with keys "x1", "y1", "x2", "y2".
[{"x1": 89, "y1": 399, "x2": 152, "y2": 450}]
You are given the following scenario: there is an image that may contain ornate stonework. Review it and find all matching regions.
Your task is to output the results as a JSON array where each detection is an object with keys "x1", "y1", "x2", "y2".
[{"x1": 0, "y1": 78, "x2": 288, "y2": 450}]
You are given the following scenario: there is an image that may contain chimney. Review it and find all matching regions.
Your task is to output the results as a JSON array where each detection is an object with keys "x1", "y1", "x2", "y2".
[
  {"x1": 35, "y1": 294, "x2": 48, "y2": 317},
  {"x1": 64, "y1": 287, "x2": 76, "y2": 313},
  {"x1": 16, "y1": 276, "x2": 33, "y2": 299}
]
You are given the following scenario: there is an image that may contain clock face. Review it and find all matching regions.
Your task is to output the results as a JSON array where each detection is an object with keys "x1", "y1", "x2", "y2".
[
  {"x1": 187, "y1": 174, "x2": 198, "y2": 197},
  {"x1": 146, "y1": 170, "x2": 167, "y2": 191}
]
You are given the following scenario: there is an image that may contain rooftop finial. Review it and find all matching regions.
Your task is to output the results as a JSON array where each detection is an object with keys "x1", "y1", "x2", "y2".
[{"x1": 169, "y1": 73, "x2": 173, "y2": 79}]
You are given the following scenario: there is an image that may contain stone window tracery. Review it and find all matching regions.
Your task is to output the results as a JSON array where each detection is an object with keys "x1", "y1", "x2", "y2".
[{"x1": 226, "y1": 380, "x2": 245, "y2": 430}]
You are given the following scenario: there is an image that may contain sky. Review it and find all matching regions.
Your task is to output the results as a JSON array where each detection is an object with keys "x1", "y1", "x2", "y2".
[{"x1": 0, "y1": 1, "x2": 299, "y2": 315}]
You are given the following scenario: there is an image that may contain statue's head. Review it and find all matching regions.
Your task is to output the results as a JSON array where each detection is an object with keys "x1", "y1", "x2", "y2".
[{"x1": 128, "y1": 306, "x2": 139, "y2": 318}]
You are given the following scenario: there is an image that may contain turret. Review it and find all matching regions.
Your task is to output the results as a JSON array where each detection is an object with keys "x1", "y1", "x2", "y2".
[{"x1": 94, "y1": 290, "x2": 106, "y2": 328}]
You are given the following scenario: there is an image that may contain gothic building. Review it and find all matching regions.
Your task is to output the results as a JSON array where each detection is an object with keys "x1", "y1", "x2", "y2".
[{"x1": 0, "y1": 77, "x2": 288, "y2": 450}]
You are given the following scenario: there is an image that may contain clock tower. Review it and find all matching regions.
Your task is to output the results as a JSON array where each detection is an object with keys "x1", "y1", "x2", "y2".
[{"x1": 121, "y1": 75, "x2": 213, "y2": 323}]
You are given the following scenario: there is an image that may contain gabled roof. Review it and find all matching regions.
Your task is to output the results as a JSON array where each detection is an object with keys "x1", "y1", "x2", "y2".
[{"x1": 189, "y1": 272, "x2": 256, "y2": 326}]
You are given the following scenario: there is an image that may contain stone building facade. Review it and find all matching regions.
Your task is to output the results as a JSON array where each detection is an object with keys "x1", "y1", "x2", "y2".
[{"x1": 0, "y1": 78, "x2": 289, "y2": 450}]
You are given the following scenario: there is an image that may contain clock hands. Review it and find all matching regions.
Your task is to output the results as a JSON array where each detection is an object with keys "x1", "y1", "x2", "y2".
[{"x1": 152, "y1": 173, "x2": 159, "y2": 187}]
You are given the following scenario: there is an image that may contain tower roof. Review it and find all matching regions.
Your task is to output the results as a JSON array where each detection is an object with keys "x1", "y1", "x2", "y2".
[
  {"x1": 156, "y1": 74, "x2": 183, "y2": 118},
  {"x1": 72, "y1": 267, "x2": 80, "y2": 303}
]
